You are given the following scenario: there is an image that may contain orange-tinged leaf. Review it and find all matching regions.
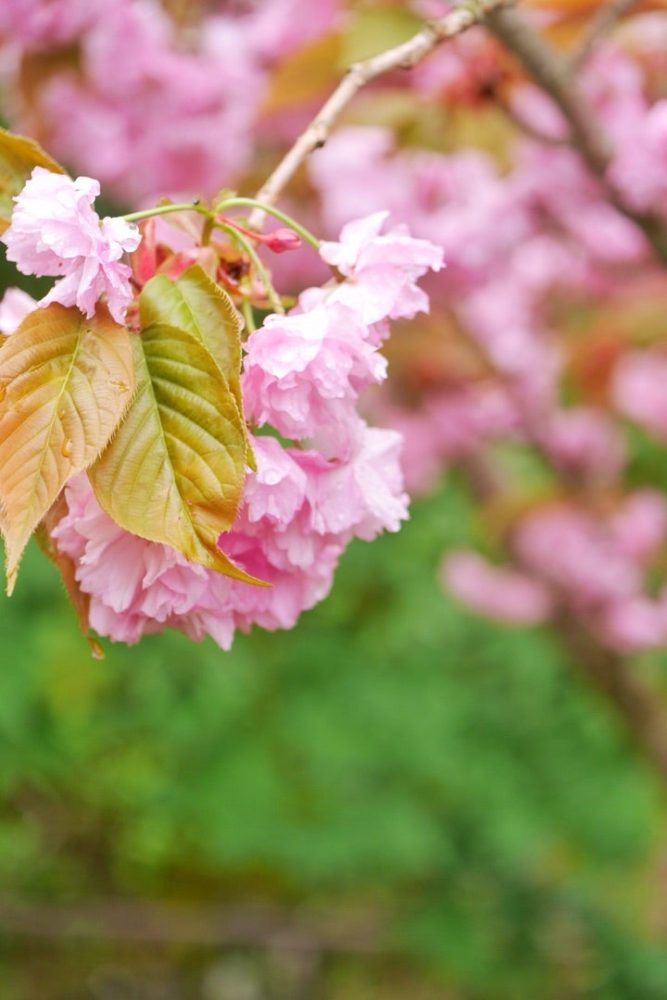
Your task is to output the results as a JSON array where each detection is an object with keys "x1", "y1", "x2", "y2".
[
  {"x1": 0, "y1": 127, "x2": 65, "y2": 233},
  {"x1": 88, "y1": 323, "x2": 266, "y2": 587},
  {"x1": 35, "y1": 494, "x2": 104, "y2": 659},
  {"x1": 0, "y1": 304, "x2": 135, "y2": 593}
]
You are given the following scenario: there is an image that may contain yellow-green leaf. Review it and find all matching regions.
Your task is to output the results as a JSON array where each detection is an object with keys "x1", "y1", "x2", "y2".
[
  {"x1": 341, "y1": 8, "x2": 423, "y2": 65},
  {"x1": 140, "y1": 265, "x2": 243, "y2": 404},
  {"x1": 88, "y1": 323, "x2": 265, "y2": 587},
  {"x1": 0, "y1": 304, "x2": 135, "y2": 593},
  {"x1": 0, "y1": 127, "x2": 65, "y2": 233},
  {"x1": 140, "y1": 265, "x2": 256, "y2": 470}
]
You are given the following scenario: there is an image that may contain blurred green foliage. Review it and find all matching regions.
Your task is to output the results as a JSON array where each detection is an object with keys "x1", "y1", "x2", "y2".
[{"x1": 2, "y1": 477, "x2": 667, "y2": 998}]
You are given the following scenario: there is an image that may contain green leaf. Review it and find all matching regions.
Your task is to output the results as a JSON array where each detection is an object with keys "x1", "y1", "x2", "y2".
[
  {"x1": 88, "y1": 323, "x2": 265, "y2": 587},
  {"x1": 0, "y1": 304, "x2": 135, "y2": 593},
  {"x1": 0, "y1": 127, "x2": 65, "y2": 233},
  {"x1": 140, "y1": 265, "x2": 255, "y2": 469}
]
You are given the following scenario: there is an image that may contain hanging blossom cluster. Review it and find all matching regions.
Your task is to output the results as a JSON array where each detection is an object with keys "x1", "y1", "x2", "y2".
[
  {"x1": 303, "y1": 24, "x2": 667, "y2": 654},
  {"x1": 0, "y1": 165, "x2": 442, "y2": 650},
  {"x1": 0, "y1": 0, "x2": 341, "y2": 204}
]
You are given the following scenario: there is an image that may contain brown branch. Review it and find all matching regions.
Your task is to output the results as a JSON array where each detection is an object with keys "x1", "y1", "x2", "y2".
[
  {"x1": 459, "y1": 452, "x2": 667, "y2": 789},
  {"x1": 569, "y1": 0, "x2": 641, "y2": 70},
  {"x1": 485, "y1": 6, "x2": 667, "y2": 264},
  {"x1": 249, "y1": 0, "x2": 512, "y2": 228},
  {"x1": 0, "y1": 898, "x2": 385, "y2": 954},
  {"x1": 556, "y1": 615, "x2": 667, "y2": 784}
]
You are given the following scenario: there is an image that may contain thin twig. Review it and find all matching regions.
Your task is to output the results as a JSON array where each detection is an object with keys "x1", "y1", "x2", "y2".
[
  {"x1": 249, "y1": 0, "x2": 512, "y2": 228},
  {"x1": 485, "y1": 5, "x2": 667, "y2": 264},
  {"x1": 569, "y1": 0, "x2": 641, "y2": 70}
]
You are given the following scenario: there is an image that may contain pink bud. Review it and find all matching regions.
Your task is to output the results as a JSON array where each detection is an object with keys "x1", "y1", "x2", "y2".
[{"x1": 262, "y1": 228, "x2": 302, "y2": 253}]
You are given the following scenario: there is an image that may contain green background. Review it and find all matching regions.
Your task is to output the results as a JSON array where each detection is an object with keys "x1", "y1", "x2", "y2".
[{"x1": 2, "y1": 475, "x2": 667, "y2": 998}]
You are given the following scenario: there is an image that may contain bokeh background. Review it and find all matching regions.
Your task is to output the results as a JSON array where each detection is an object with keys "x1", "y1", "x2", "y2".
[{"x1": 2, "y1": 1, "x2": 667, "y2": 998}]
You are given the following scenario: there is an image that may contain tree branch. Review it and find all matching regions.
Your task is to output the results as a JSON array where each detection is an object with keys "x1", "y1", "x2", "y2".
[
  {"x1": 0, "y1": 898, "x2": 385, "y2": 954},
  {"x1": 485, "y1": 6, "x2": 667, "y2": 264},
  {"x1": 249, "y1": 0, "x2": 512, "y2": 228},
  {"x1": 569, "y1": 0, "x2": 641, "y2": 70},
  {"x1": 460, "y1": 452, "x2": 667, "y2": 789},
  {"x1": 556, "y1": 615, "x2": 667, "y2": 785}
]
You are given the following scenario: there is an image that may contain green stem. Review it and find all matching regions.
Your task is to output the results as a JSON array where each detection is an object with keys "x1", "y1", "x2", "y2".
[
  {"x1": 241, "y1": 298, "x2": 257, "y2": 334},
  {"x1": 216, "y1": 221, "x2": 285, "y2": 315},
  {"x1": 215, "y1": 197, "x2": 320, "y2": 250},
  {"x1": 122, "y1": 201, "x2": 210, "y2": 224}
]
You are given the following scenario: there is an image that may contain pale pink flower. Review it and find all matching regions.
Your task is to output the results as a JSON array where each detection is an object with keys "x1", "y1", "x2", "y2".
[
  {"x1": 319, "y1": 211, "x2": 445, "y2": 326},
  {"x1": 305, "y1": 421, "x2": 409, "y2": 540},
  {"x1": 539, "y1": 408, "x2": 626, "y2": 483},
  {"x1": 52, "y1": 421, "x2": 408, "y2": 649},
  {"x1": 597, "y1": 597, "x2": 667, "y2": 654},
  {"x1": 0, "y1": 0, "x2": 104, "y2": 48},
  {"x1": 2, "y1": 167, "x2": 140, "y2": 323},
  {"x1": 609, "y1": 491, "x2": 667, "y2": 563},
  {"x1": 442, "y1": 550, "x2": 553, "y2": 625},
  {"x1": 515, "y1": 506, "x2": 642, "y2": 611},
  {"x1": 0, "y1": 287, "x2": 37, "y2": 335},
  {"x1": 609, "y1": 102, "x2": 667, "y2": 210},
  {"x1": 612, "y1": 350, "x2": 667, "y2": 438},
  {"x1": 242, "y1": 302, "x2": 386, "y2": 452}
]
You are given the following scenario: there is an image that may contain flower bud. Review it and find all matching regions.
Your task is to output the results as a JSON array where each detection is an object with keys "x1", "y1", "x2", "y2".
[{"x1": 262, "y1": 227, "x2": 302, "y2": 253}]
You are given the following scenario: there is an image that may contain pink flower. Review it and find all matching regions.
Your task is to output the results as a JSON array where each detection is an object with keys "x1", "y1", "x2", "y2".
[
  {"x1": 515, "y1": 505, "x2": 642, "y2": 611},
  {"x1": 2, "y1": 167, "x2": 140, "y2": 323},
  {"x1": 242, "y1": 301, "x2": 386, "y2": 453},
  {"x1": 319, "y1": 211, "x2": 445, "y2": 326},
  {"x1": 597, "y1": 596, "x2": 667, "y2": 654},
  {"x1": 52, "y1": 423, "x2": 408, "y2": 649},
  {"x1": 609, "y1": 102, "x2": 667, "y2": 210},
  {"x1": 442, "y1": 550, "x2": 553, "y2": 625},
  {"x1": 612, "y1": 350, "x2": 667, "y2": 438},
  {"x1": 0, "y1": 0, "x2": 104, "y2": 48},
  {"x1": 304, "y1": 421, "x2": 409, "y2": 540},
  {"x1": 609, "y1": 491, "x2": 667, "y2": 563},
  {"x1": 539, "y1": 407, "x2": 626, "y2": 483},
  {"x1": 0, "y1": 288, "x2": 37, "y2": 335}
]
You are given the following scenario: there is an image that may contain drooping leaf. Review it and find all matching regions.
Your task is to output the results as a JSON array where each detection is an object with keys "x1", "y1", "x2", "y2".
[
  {"x1": 0, "y1": 304, "x2": 135, "y2": 593},
  {"x1": 262, "y1": 32, "x2": 343, "y2": 114},
  {"x1": 88, "y1": 323, "x2": 265, "y2": 586},
  {"x1": 0, "y1": 127, "x2": 65, "y2": 233},
  {"x1": 140, "y1": 265, "x2": 256, "y2": 469},
  {"x1": 35, "y1": 494, "x2": 104, "y2": 659}
]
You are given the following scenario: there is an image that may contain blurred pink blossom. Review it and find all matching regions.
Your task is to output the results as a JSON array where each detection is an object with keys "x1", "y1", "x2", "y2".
[
  {"x1": 538, "y1": 407, "x2": 626, "y2": 483},
  {"x1": 612, "y1": 350, "x2": 667, "y2": 438},
  {"x1": 442, "y1": 550, "x2": 553, "y2": 624}
]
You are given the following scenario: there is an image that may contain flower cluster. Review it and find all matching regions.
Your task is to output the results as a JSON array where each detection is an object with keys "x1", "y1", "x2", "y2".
[
  {"x1": 3, "y1": 203, "x2": 441, "y2": 648},
  {"x1": 305, "y1": 32, "x2": 667, "y2": 655}
]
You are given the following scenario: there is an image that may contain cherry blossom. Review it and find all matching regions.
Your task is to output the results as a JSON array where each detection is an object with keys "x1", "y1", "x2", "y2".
[{"x1": 1, "y1": 167, "x2": 139, "y2": 323}]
